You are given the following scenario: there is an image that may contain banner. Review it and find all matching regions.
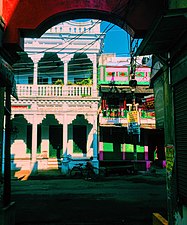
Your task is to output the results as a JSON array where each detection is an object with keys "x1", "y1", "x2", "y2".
[
  {"x1": 127, "y1": 111, "x2": 139, "y2": 123},
  {"x1": 127, "y1": 111, "x2": 140, "y2": 135}
]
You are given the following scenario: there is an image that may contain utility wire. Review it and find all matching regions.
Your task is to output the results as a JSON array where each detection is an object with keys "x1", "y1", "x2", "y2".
[
  {"x1": 14, "y1": 22, "x2": 114, "y2": 74},
  {"x1": 25, "y1": 20, "x2": 101, "y2": 56}
]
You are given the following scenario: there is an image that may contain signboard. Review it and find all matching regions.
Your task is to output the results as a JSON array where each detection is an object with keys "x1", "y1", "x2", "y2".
[
  {"x1": 12, "y1": 105, "x2": 31, "y2": 109},
  {"x1": 128, "y1": 122, "x2": 140, "y2": 134},
  {"x1": 127, "y1": 111, "x2": 140, "y2": 135},
  {"x1": 127, "y1": 111, "x2": 139, "y2": 123}
]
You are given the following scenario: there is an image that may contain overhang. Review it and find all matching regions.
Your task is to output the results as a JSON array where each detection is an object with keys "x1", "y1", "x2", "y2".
[
  {"x1": 100, "y1": 85, "x2": 153, "y2": 94},
  {"x1": 135, "y1": 9, "x2": 187, "y2": 56}
]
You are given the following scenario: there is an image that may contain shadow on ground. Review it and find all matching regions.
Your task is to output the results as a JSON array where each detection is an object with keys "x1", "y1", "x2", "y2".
[{"x1": 11, "y1": 169, "x2": 167, "y2": 225}]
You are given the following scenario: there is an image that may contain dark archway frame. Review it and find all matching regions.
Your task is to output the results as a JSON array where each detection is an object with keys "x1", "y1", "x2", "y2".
[{"x1": 2, "y1": 0, "x2": 166, "y2": 55}]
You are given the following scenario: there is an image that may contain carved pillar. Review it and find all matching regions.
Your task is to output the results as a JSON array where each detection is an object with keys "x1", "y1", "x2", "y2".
[
  {"x1": 31, "y1": 103, "x2": 38, "y2": 172},
  {"x1": 68, "y1": 124, "x2": 73, "y2": 156},
  {"x1": 63, "y1": 114, "x2": 68, "y2": 157},
  {"x1": 24, "y1": 107, "x2": 46, "y2": 172},
  {"x1": 63, "y1": 60, "x2": 68, "y2": 85},
  {"x1": 29, "y1": 54, "x2": 44, "y2": 95},
  {"x1": 57, "y1": 54, "x2": 72, "y2": 86},
  {"x1": 41, "y1": 125, "x2": 49, "y2": 158},
  {"x1": 61, "y1": 113, "x2": 69, "y2": 175}
]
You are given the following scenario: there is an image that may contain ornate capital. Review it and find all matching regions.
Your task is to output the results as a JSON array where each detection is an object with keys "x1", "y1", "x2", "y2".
[
  {"x1": 29, "y1": 53, "x2": 44, "y2": 64},
  {"x1": 57, "y1": 53, "x2": 73, "y2": 63},
  {"x1": 24, "y1": 114, "x2": 46, "y2": 124}
]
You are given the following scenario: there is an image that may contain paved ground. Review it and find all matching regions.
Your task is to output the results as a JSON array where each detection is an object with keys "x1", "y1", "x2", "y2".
[{"x1": 11, "y1": 169, "x2": 168, "y2": 225}]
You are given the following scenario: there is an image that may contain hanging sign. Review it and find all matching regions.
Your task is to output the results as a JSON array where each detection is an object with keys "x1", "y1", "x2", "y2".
[
  {"x1": 127, "y1": 111, "x2": 139, "y2": 123},
  {"x1": 127, "y1": 111, "x2": 140, "y2": 135}
]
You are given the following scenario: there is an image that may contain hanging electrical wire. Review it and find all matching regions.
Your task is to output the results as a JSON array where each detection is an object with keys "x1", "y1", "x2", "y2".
[
  {"x1": 13, "y1": 22, "x2": 115, "y2": 76},
  {"x1": 25, "y1": 20, "x2": 102, "y2": 56}
]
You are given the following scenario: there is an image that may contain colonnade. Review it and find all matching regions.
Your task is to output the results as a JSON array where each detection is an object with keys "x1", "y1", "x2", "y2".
[
  {"x1": 15, "y1": 108, "x2": 99, "y2": 173},
  {"x1": 30, "y1": 53, "x2": 98, "y2": 96}
]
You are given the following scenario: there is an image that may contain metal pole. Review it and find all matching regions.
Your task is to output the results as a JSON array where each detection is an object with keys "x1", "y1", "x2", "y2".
[
  {"x1": 133, "y1": 143, "x2": 137, "y2": 161},
  {"x1": 3, "y1": 86, "x2": 11, "y2": 207}
]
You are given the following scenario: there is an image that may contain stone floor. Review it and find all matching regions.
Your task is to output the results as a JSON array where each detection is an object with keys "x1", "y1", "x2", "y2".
[{"x1": 11, "y1": 168, "x2": 168, "y2": 225}]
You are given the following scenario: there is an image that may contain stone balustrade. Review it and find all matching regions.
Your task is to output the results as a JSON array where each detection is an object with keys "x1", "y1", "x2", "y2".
[{"x1": 16, "y1": 84, "x2": 93, "y2": 97}]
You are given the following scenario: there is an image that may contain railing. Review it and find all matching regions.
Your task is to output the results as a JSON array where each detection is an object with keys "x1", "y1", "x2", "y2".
[{"x1": 16, "y1": 84, "x2": 93, "y2": 97}]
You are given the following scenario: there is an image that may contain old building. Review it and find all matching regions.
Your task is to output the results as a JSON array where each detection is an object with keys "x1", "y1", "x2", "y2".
[
  {"x1": 11, "y1": 19, "x2": 104, "y2": 174},
  {"x1": 98, "y1": 54, "x2": 164, "y2": 170},
  {"x1": 10, "y1": 21, "x2": 162, "y2": 175}
]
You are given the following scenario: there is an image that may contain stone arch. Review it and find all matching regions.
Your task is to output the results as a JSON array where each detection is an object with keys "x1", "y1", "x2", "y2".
[
  {"x1": 11, "y1": 114, "x2": 32, "y2": 158},
  {"x1": 71, "y1": 114, "x2": 91, "y2": 126},
  {"x1": 3, "y1": 0, "x2": 165, "y2": 55},
  {"x1": 38, "y1": 53, "x2": 64, "y2": 85},
  {"x1": 68, "y1": 53, "x2": 93, "y2": 84}
]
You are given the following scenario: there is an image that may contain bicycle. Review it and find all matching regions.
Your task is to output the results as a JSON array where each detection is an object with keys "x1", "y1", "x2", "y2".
[
  {"x1": 69, "y1": 162, "x2": 106, "y2": 180},
  {"x1": 69, "y1": 163, "x2": 87, "y2": 178}
]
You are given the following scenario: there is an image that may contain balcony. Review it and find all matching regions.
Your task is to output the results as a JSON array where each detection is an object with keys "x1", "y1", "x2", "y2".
[
  {"x1": 99, "y1": 109, "x2": 155, "y2": 129},
  {"x1": 16, "y1": 84, "x2": 93, "y2": 98}
]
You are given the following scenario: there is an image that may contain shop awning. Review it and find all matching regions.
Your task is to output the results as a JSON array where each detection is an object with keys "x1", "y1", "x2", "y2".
[
  {"x1": 100, "y1": 85, "x2": 153, "y2": 94},
  {"x1": 135, "y1": 9, "x2": 187, "y2": 56}
]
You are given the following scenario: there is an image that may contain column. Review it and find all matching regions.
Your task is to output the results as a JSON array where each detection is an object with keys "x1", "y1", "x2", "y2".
[
  {"x1": 63, "y1": 60, "x2": 68, "y2": 85},
  {"x1": 122, "y1": 144, "x2": 126, "y2": 160},
  {"x1": 68, "y1": 124, "x2": 73, "y2": 156},
  {"x1": 29, "y1": 54, "x2": 43, "y2": 96},
  {"x1": 88, "y1": 54, "x2": 97, "y2": 97},
  {"x1": 31, "y1": 103, "x2": 38, "y2": 173},
  {"x1": 41, "y1": 125, "x2": 49, "y2": 158},
  {"x1": 57, "y1": 54, "x2": 72, "y2": 86},
  {"x1": 144, "y1": 145, "x2": 149, "y2": 160},
  {"x1": 144, "y1": 146, "x2": 151, "y2": 170},
  {"x1": 63, "y1": 116, "x2": 68, "y2": 156},
  {"x1": 99, "y1": 142, "x2": 104, "y2": 160},
  {"x1": 92, "y1": 115, "x2": 99, "y2": 168},
  {"x1": 61, "y1": 113, "x2": 69, "y2": 175}
]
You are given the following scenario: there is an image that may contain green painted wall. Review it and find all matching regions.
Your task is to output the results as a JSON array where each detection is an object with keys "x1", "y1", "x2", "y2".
[
  {"x1": 169, "y1": 0, "x2": 187, "y2": 8},
  {"x1": 103, "y1": 142, "x2": 113, "y2": 152}
]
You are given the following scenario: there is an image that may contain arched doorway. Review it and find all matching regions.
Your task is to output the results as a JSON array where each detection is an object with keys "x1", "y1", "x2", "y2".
[{"x1": 2, "y1": 0, "x2": 165, "y2": 59}]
